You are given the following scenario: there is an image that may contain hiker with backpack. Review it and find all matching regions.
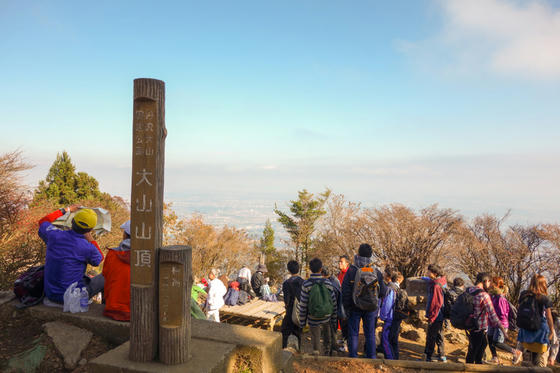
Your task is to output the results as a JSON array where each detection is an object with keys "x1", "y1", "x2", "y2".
[
  {"x1": 462, "y1": 272, "x2": 508, "y2": 364},
  {"x1": 513, "y1": 274, "x2": 556, "y2": 367},
  {"x1": 421, "y1": 264, "x2": 448, "y2": 362},
  {"x1": 298, "y1": 258, "x2": 338, "y2": 356},
  {"x1": 487, "y1": 276, "x2": 518, "y2": 364},
  {"x1": 341, "y1": 243, "x2": 386, "y2": 359},
  {"x1": 38, "y1": 205, "x2": 105, "y2": 306},
  {"x1": 281, "y1": 260, "x2": 304, "y2": 349},
  {"x1": 380, "y1": 268, "x2": 408, "y2": 360}
]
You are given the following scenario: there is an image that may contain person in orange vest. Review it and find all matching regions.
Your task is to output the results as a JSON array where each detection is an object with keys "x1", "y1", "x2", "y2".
[{"x1": 102, "y1": 221, "x2": 131, "y2": 321}]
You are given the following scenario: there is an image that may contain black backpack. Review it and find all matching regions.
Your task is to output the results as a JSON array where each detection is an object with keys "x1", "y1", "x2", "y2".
[
  {"x1": 516, "y1": 292, "x2": 541, "y2": 331},
  {"x1": 237, "y1": 290, "x2": 250, "y2": 305},
  {"x1": 351, "y1": 264, "x2": 379, "y2": 312},
  {"x1": 237, "y1": 277, "x2": 251, "y2": 293},
  {"x1": 450, "y1": 288, "x2": 483, "y2": 330},
  {"x1": 507, "y1": 300, "x2": 518, "y2": 330},
  {"x1": 392, "y1": 284, "x2": 410, "y2": 321},
  {"x1": 13, "y1": 265, "x2": 45, "y2": 308},
  {"x1": 438, "y1": 284, "x2": 455, "y2": 319}
]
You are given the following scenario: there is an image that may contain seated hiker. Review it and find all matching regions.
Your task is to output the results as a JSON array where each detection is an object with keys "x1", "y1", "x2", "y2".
[
  {"x1": 102, "y1": 221, "x2": 131, "y2": 321},
  {"x1": 224, "y1": 281, "x2": 240, "y2": 306},
  {"x1": 38, "y1": 205, "x2": 104, "y2": 305},
  {"x1": 251, "y1": 264, "x2": 268, "y2": 297}
]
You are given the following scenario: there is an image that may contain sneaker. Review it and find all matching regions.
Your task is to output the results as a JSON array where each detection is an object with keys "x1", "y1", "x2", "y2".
[
  {"x1": 489, "y1": 356, "x2": 499, "y2": 364},
  {"x1": 311, "y1": 350, "x2": 320, "y2": 356},
  {"x1": 512, "y1": 350, "x2": 522, "y2": 365},
  {"x1": 439, "y1": 356, "x2": 447, "y2": 363},
  {"x1": 337, "y1": 341, "x2": 347, "y2": 352},
  {"x1": 286, "y1": 335, "x2": 299, "y2": 351}
]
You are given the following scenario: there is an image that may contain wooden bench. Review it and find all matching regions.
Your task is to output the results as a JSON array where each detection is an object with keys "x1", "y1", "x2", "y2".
[{"x1": 220, "y1": 299, "x2": 286, "y2": 331}]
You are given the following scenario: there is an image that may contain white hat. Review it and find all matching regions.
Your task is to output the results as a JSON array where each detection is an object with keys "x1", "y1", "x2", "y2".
[{"x1": 120, "y1": 220, "x2": 131, "y2": 236}]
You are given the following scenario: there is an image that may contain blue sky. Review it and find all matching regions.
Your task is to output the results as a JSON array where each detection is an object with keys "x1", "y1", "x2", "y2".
[{"x1": 1, "y1": 0, "x2": 559, "y2": 224}]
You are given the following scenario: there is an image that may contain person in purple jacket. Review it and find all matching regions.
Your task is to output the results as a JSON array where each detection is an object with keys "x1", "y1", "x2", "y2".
[
  {"x1": 379, "y1": 266, "x2": 398, "y2": 359},
  {"x1": 488, "y1": 276, "x2": 522, "y2": 364},
  {"x1": 38, "y1": 205, "x2": 104, "y2": 304}
]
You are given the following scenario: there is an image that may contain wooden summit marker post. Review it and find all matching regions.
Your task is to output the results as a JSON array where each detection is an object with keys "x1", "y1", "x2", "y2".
[{"x1": 130, "y1": 78, "x2": 166, "y2": 362}]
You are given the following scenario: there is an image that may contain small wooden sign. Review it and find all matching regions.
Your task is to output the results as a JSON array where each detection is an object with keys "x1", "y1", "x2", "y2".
[
  {"x1": 159, "y1": 262, "x2": 184, "y2": 327},
  {"x1": 159, "y1": 245, "x2": 192, "y2": 365}
]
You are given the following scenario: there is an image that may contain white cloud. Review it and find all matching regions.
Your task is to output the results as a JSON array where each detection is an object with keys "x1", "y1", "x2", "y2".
[{"x1": 401, "y1": 0, "x2": 560, "y2": 79}]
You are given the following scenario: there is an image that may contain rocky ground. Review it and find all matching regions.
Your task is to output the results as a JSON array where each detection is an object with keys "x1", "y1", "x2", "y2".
[{"x1": 0, "y1": 295, "x2": 116, "y2": 373}]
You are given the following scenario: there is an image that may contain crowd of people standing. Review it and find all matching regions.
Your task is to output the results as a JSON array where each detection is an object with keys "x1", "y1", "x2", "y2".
[{"x1": 280, "y1": 243, "x2": 559, "y2": 368}]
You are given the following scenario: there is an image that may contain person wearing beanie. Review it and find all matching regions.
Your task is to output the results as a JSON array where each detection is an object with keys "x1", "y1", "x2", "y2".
[
  {"x1": 341, "y1": 243, "x2": 386, "y2": 359},
  {"x1": 251, "y1": 263, "x2": 268, "y2": 298},
  {"x1": 38, "y1": 204, "x2": 105, "y2": 304},
  {"x1": 102, "y1": 221, "x2": 131, "y2": 321}
]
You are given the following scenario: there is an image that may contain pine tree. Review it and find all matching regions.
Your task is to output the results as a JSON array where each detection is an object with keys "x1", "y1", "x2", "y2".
[
  {"x1": 274, "y1": 189, "x2": 330, "y2": 273},
  {"x1": 34, "y1": 151, "x2": 101, "y2": 205}
]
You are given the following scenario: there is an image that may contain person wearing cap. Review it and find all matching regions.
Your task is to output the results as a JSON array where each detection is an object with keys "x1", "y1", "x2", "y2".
[
  {"x1": 251, "y1": 264, "x2": 268, "y2": 298},
  {"x1": 38, "y1": 204, "x2": 105, "y2": 304},
  {"x1": 205, "y1": 268, "x2": 227, "y2": 322},
  {"x1": 102, "y1": 221, "x2": 131, "y2": 321}
]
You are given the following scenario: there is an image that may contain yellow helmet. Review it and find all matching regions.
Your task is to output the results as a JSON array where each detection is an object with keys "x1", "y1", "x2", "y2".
[{"x1": 73, "y1": 208, "x2": 97, "y2": 230}]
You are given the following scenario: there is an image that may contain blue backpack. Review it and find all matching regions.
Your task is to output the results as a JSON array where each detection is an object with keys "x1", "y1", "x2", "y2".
[{"x1": 224, "y1": 288, "x2": 240, "y2": 306}]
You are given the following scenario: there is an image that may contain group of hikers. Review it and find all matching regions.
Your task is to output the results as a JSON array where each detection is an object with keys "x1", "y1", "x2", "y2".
[
  {"x1": 280, "y1": 244, "x2": 559, "y2": 368},
  {"x1": 32, "y1": 206, "x2": 559, "y2": 368}
]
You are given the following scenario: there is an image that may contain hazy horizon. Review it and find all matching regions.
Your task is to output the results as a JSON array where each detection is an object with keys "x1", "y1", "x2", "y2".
[{"x1": 5, "y1": 0, "x2": 560, "y2": 233}]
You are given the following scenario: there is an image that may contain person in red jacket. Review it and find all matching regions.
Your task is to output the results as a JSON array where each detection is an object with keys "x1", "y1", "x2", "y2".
[
  {"x1": 39, "y1": 204, "x2": 104, "y2": 304},
  {"x1": 102, "y1": 221, "x2": 131, "y2": 321},
  {"x1": 422, "y1": 264, "x2": 447, "y2": 362}
]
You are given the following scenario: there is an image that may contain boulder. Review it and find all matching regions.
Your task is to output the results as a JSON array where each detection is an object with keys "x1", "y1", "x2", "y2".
[
  {"x1": 400, "y1": 329, "x2": 421, "y2": 342},
  {"x1": 43, "y1": 321, "x2": 92, "y2": 369},
  {"x1": 405, "y1": 277, "x2": 429, "y2": 297}
]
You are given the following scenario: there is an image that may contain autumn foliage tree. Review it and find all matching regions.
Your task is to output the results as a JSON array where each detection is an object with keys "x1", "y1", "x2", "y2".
[
  {"x1": 164, "y1": 208, "x2": 257, "y2": 280},
  {"x1": 0, "y1": 150, "x2": 129, "y2": 289}
]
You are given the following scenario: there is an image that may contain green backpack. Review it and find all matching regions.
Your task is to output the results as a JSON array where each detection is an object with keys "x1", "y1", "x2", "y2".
[{"x1": 308, "y1": 281, "x2": 334, "y2": 320}]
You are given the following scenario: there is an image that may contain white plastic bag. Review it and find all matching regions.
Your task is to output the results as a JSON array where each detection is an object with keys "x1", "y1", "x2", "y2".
[{"x1": 63, "y1": 282, "x2": 81, "y2": 313}]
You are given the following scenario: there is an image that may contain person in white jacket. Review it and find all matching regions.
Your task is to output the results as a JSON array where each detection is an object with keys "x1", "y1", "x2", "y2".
[{"x1": 205, "y1": 268, "x2": 227, "y2": 322}]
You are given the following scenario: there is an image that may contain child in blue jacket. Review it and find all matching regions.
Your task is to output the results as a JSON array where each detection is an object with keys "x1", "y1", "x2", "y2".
[{"x1": 380, "y1": 267, "x2": 399, "y2": 359}]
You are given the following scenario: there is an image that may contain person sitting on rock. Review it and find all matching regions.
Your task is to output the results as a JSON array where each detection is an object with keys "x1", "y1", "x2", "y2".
[
  {"x1": 102, "y1": 221, "x2": 131, "y2": 321},
  {"x1": 39, "y1": 205, "x2": 104, "y2": 305}
]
